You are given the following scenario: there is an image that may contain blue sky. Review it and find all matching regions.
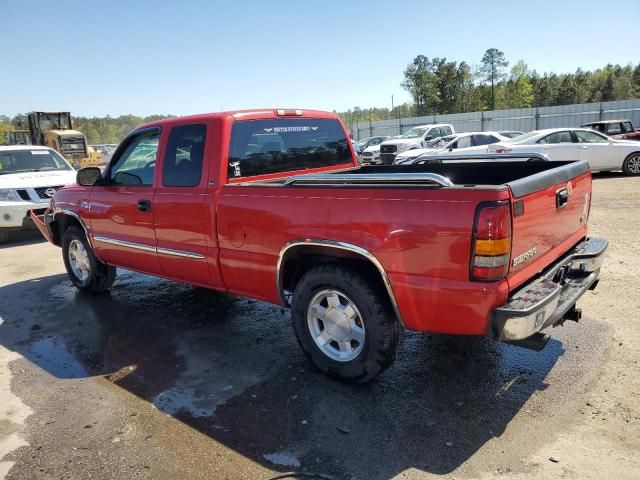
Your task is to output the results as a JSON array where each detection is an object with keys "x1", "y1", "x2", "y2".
[{"x1": 2, "y1": 0, "x2": 638, "y2": 118}]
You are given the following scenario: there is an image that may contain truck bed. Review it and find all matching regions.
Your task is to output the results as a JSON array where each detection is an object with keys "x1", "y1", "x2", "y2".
[{"x1": 244, "y1": 160, "x2": 589, "y2": 198}]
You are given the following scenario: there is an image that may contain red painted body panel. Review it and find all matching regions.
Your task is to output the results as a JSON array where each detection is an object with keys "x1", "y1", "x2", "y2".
[{"x1": 46, "y1": 109, "x2": 594, "y2": 338}]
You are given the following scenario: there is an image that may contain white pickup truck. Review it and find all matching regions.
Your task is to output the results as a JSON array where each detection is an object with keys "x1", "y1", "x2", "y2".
[
  {"x1": 379, "y1": 123, "x2": 455, "y2": 164},
  {"x1": 0, "y1": 145, "x2": 76, "y2": 242}
]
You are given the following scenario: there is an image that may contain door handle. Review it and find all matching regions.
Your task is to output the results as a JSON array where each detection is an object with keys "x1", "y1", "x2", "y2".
[
  {"x1": 556, "y1": 188, "x2": 569, "y2": 209},
  {"x1": 580, "y1": 146, "x2": 589, "y2": 149},
  {"x1": 137, "y1": 199, "x2": 152, "y2": 213}
]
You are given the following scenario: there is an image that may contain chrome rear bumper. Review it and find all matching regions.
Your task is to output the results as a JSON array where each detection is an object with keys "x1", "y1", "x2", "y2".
[{"x1": 492, "y1": 237, "x2": 607, "y2": 341}]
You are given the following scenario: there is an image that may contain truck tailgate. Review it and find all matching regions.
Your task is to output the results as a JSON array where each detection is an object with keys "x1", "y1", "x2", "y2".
[{"x1": 507, "y1": 161, "x2": 591, "y2": 290}]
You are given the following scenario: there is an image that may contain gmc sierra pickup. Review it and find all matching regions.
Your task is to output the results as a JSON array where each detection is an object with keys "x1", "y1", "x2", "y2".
[{"x1": 32, "y1": 109, "x2": 607, "y2": 383}]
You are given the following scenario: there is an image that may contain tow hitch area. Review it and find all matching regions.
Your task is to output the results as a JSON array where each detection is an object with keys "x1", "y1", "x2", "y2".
[{"x1": 504, "y1": 332, "x2": 550, "y2": 351}]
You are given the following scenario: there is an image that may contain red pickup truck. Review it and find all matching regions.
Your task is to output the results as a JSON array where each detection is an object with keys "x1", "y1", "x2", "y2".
[{"x1": 32, "y1": 109, "x2": 607, "y2": 383}]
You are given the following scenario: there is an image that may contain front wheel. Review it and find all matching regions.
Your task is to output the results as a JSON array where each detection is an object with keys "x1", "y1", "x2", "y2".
[
  {"x1": 62, "y1": 226, "x2": 116, "y2": 293},
  {"x1": 291, "y1": 264, "x2": 401, "y2": 383},
  {"x1": 622, "y1": 153, "x2": 640, "y2": 176}
]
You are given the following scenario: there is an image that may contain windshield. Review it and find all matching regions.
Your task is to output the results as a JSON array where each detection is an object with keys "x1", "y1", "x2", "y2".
[
  {"x1": 0, "y1": 149, "x2": 73, "y2": 174},
  {"x1": 507, "y1": 131, "x2": 539, "y2": 143},
  {"x1": 399, "y1": 127, "x2": 427, "y2": 139}
]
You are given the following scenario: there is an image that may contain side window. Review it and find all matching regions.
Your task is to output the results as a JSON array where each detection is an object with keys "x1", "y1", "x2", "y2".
[
  {"x1": 538, "y1": 131, "x2": 573, "y2": 144},
  {"x1": 163, "y1": 124, "x2": 206, "y2": 187},
  {"x1": 607, "y1": 123, "x2": 622, "y2": 135},
  {"x1": 457, "y1": 136, "x2": 472, "y2": 148},
  {"x1": 623, "y1": 122, "x2": 634, "y2": 133},
  {"x1": 575, "y1": 130, "x2": 608, "y2": 143},
  {"x1": 109, "y1": 131, "x2": 160, "y2": 186},
  {"x1": 370, "y1": 138, "x2": 382, "y2": 146},
  {"x1": 441, "y1": 126, "x2": 452, "y2": 135},
  {"x1": 472, "y1": 134, "x2": 495, "y2": 146},
  {"x1": 426, "y1": 128, "x2": 440, "y2": 139}
]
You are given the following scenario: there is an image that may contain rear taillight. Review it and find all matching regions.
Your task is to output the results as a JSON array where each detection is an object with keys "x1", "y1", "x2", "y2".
[{"x1": 471, "y1": 202, "x2": 512, "y2": 281}]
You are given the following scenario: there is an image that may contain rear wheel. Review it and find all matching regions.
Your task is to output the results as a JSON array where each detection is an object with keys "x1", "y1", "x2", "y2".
[
  {"x1": 291, "y1": 264, "x2": 401, "y2": 383},
  {"x1": 622, "y1": 153, "x2": 640, "y2": 176},
  {"x1": 62, "y1": 226, "x2": 116, "y2": 293}
]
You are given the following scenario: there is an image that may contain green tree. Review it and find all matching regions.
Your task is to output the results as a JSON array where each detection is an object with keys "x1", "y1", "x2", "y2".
[
  {"x1": 480, "y1": 48, "x2": 508, "y2": 110},
  {"x1": 401, "y1": 55, "x2": 439, "y2": 116}
]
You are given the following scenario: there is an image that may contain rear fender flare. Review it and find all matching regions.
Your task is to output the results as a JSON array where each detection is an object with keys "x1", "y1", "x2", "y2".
[{"x1": 276, "y1": 239, "x2": 405, "y2": 326}]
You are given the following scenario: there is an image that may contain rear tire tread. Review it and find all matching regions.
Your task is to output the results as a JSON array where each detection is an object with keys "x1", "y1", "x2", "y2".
[{"x1": 291, "y1": 263, "x2": 400, "y2": 384}]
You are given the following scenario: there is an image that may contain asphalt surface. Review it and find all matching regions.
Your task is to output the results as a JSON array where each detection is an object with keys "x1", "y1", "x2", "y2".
[{"x1": 0, "y1": 172, "x2": 638, "y2": 480}]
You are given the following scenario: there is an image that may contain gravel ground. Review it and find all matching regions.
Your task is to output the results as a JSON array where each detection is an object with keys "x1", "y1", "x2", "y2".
[{"x1": 0, "y1": 172, "x2": 638, "y2": 480}]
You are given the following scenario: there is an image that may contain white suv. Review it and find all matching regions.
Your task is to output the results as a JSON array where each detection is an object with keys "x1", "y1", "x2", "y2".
[
  {"x1": 0, "y1": 146, "x2": 77, "y2": 242},
  {"x1": 379, "y1": 123, "x2": 455, "y2": 164}
]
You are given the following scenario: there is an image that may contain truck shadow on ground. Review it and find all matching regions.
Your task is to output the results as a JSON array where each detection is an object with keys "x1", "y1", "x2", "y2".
[{"x1": 0, "y1": 270, "x2": 570, "y2": 479}]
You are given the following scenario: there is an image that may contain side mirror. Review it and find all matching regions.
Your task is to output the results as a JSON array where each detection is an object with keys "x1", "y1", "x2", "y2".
[{"x1": 76, "y1": 167, "x2": 102, "y2": 186}]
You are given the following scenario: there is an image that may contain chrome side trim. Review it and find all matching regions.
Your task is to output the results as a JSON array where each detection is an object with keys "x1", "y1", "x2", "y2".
[
  {"x1": 276, "y1": 239, "x2": 405, "y2": 326},
  {"x1": 157, "y1": 247, "x2": 205, "y2": 259},
  {"x1": 93, "y1": 236, "x2": 156, "y2": 253},
  {"x1": 283, "y1": 172, "x2": 454, "y2": 188},
  {"x1": 93, "y1": 236, "x2": 205, "y2": 259}
]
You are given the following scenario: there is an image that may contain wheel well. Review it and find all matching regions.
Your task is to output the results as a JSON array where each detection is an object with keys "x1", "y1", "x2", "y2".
[
  {"x1": 279, "y1": 245, "x2": 393, "y2": 310},
  {"x1": 53, "y1": 213, "x2": 84, "y2": 246}
]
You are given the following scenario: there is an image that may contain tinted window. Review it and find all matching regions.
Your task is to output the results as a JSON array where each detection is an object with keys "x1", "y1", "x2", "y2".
[
  {"x1": 110, "y1": 131, "x2": 159, "y2": 186},
  {"x1": 623, "y1": 122, "x2": 634, "y2": 133},
  {"x1": 607, "y1": 123, "x2": 622, "y2": 135},
  {"x1": 472, "y1": 134, "x2": 497, "y2": 146},
  {"x1": 538, "y1": 131, "x2": 573, "y2": 144},
  {"x1": 441, "y1": 126, "x2": 452, "y2": 135},
  {"x1": 575, "y1": 130, "x2": 608, "y2": 143},
  {"x1": 163, "y1": 124, "x2": 206, "y2": 187},
  {"x1": 426, "y1": 128, "x2": 440, "y2": 139},
  {"x1": 228, "y1": 119, "x2": 352, "y2": 179}
]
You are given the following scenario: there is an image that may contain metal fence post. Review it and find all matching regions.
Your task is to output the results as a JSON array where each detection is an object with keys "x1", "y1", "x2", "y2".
[
  {"x1": 535, "y1": 107, "x2": 540, "y2": 130},
  {"x1": 369, "y1": 120, "x2": 373, "y2": 137},
  {"x1": 480, "y1": 111, "x2": 485, "y2": 132},
  {"x1": 599, "y1": 102, "x2": 604, "y2": 121}
]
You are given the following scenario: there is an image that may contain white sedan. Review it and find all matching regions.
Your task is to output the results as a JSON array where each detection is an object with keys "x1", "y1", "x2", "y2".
[
  {"x1": 488, "y1": 128, "x2": 640, "y2": 175},
  {"x1": 394, "y1": 132, "x2": 511, "y2": 164}
]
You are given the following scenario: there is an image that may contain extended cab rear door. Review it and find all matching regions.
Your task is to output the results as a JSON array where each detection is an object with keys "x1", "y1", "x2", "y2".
[{"x1": 153, "y1": 122, "x2": 223, "y2": 288}]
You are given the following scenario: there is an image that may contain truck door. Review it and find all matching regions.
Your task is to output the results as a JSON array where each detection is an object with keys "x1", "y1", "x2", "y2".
[
  {"x1": 89, "y1": 127, "x2": 162, "y2": 275},
  {"x1": 153, "y1": 123, "x2": 223, "y2": 287}
]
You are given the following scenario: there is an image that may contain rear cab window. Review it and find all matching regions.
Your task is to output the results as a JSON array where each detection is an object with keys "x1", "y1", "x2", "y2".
[{"x1": 227, "y1": 118, "x2": 353, "y2": 180}]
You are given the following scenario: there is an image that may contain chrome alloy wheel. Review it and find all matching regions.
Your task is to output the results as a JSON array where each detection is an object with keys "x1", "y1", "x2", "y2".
[
  {"x1": 627, "y1": 154, "x2": 640, "y2": 175},
  {"x1": 68, "y1": 239, "x2": 90, "y2": 282},
  {"x1": 307, "y1": 289, "x2": 366, "y2": 362}
]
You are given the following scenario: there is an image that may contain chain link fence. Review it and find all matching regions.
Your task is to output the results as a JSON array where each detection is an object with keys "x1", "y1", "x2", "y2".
[{"x1": 351, "y1": 99, "x2": 640, "y2": 140}]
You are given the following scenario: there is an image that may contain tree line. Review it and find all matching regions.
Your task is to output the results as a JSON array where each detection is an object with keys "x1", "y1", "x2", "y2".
[
  {"x1": 337, "y1": 49, "x2": 640, "y2": 130},
  {"x1": 2, "y1": 49, "x2": 639, "y2": 145},
  {"x1": 0, "y1": 114, "x2": 173, "y2": 146}
]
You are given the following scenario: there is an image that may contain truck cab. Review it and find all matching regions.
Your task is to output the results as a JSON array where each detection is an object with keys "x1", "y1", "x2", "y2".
[{"x1": 379, "y1": 123, "x2": 455, "y2": 164}]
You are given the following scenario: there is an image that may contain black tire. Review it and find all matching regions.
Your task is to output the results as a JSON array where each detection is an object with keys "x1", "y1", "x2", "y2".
[
  {"x1": 291, "y1": 264, "x2": 401, "y2": 383},
  {"x1": 622, "y1": 152, "x2": 640, "y2": 176},
  {"x1": 0, "y1": 230, "x2": 9, "y2": 244},
  {"x1": 62, "y1": 226, "x2": 116, "y2": 293}
]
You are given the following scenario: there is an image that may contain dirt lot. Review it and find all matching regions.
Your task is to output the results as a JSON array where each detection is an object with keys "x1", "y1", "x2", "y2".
[{"x1": 0, "y1": 172, "x2": 638, "y2": 480}]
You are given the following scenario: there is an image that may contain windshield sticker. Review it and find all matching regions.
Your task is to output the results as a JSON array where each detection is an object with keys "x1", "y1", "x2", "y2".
[
  {"x1": 31, "y1": 150, "x2": 49, "y2": 155},
  {"x1": 263, "y1": 126, "x2": 318, "y2": 134}
]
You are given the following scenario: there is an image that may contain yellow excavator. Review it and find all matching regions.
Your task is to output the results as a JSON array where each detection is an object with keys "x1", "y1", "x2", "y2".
[{"x1": 21, "y1": 112, "x2": 103, "y2": 169}]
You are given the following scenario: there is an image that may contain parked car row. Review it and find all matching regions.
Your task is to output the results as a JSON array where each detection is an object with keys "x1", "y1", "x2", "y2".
[{"x1": 356, "y1": 119, "x2": 640, "y2": 175}]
